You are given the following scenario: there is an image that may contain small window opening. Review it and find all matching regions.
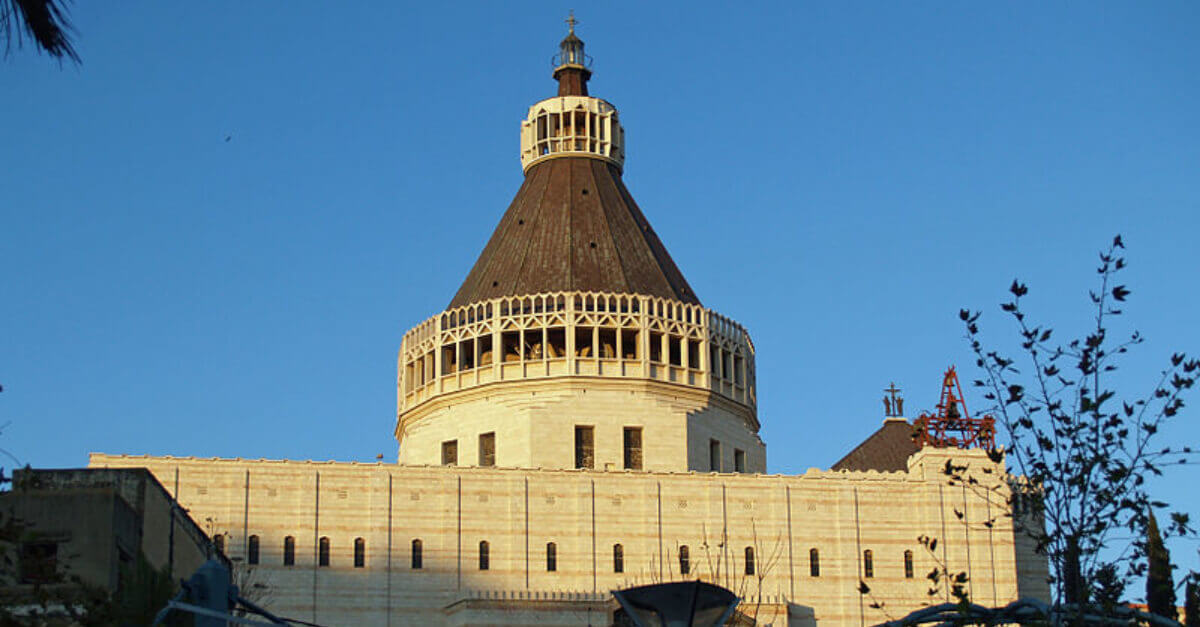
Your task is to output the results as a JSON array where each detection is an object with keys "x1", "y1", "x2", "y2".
[
  {"x1": 318, "y1": 537, "x2": 330, "y2": 567},
  {"x1": 734, "y1": 449, "x2": 746, "y2": 473},
  {"x1": 669, "y1": 336, "x2": 682, "y2": 366},
  {"x1": 19, "y1": 542, "x2": 57, "y2": 584},
  {"x1": 613, "y1": 543, "x2": 624, "y2": 573},
  {"x1": 688, "y1": 340, "x2": 701, "y2": 369},
  {"x1": 284, "y1": 536, "x2": 295, "y2": 566},
  {"x1": 904, "y1": 550, "x2": 914, "y2": 579},
  {"x1": 709, "y1": 439, "x2": 721, "y2": 472},
  {"x1": 621, "y1": 329, "x2": 638, "y2": 359},
  {"x1": 581, "y1": 189, "x2": 589, "y2": 195},
  {"x1": 649, "y1": 332, "x2": 664, "y2": 363},
  {"x1": 809, "y1": 548, "x2": 820, "y2": 577},
  {"x1": 523, "y1": 329, "x2": 543, "y2": 360},
  {"x1": 354, "y1": 538, "x2": 366, "y2": 568},
  {"x1": 478, "y1": 335, "x2": 494, "y2": 366},
  {"x1": 479, "y1": 432, "x2": 496, "y2": 467},
  {"x1": 734, "y1": 354, "x2": 745, "y2": 385},
  {"x1": 575, "y1": 426, "x2": 594, "y2": 469},
  {"x1": 502, "y1": 331, "x2": 520, "y2": 362},
  {"x1": 547, "y1": 327, "x2": 566, "y2": 358},
  {"x1": 441, "y1": 344, "x2": 456, "y2": 375},
  {"x1": 599, "y1": 328, "x2": 617, "y2": 358},
  {"x1": 411, "y1": 539, "x2": 423, "y2": 569},
  {"x1": 458, "y1": 339, "x2": 474, "y2": 371},
  {"x1": 623, "y1": 427, "x2": 643, "y2": 470},
  {"x1": 479, "y1": 541, "x2": 490, "y2": 570},
  {"x1": 546, "y1": 542, "x2": 557, "y2": 572},
  {"x1": 863, "y1": 549, "x2": 874, "y2": 578},
  {"x1": 574, "y1": 327, "x2": 594, "y2": 358},
  {"x1": 442, "y1": 440, "x2": 458, "y2": 465},
  {"x1": 248, "y1": 535, "x2": 260, "y2": 565},
  {"x1": 745, "y1": 547, "x2": 756, "y2": 575},
  {"x1": 213, "y1": 534, "x2": 225, "y2": 556},
  {"x1": 679, "y1": 545, "x2": 690, "y2": 575}
]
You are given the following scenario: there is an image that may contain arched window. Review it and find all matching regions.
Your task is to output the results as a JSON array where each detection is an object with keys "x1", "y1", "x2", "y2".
[
  {"x1": 213, "y1": 534, "x2": 224, "y2": 555},
  {"x1": 678, "y1": 545, "x2": 690, "y2": 575},
  {"x1": 744, "y1": 547, "x2": 756, "y2": 576},
  {"x1": 319, "y1": 536, "x2": 330, "y2": 567},
  {"x1": 247, "y1": 535, "x2": 260, "y2": 565},
  {"x1": 411, "y1": 539, "x2": 423, "y2": 570},
  {"x1": 904, "y1": 550, "x2": 914, "y2": 579},
  {"x1": 809, "y1": 548, "x2": 820, "y2": 577},
  {"x1": 354, "y1": 537, "x2": 365, "y2": 568},
  {"x1": 479, "y1": 541, "x2": 490, "y2": 571},
  {"x1": 283, "y1": 536, "x2": 295, "y2": 566},
  {"x1": 613, "y1": 543, "x2": 624, "y2": 573},
  {"x1": 863, "y1": 549, "x2": 874, "y2": 578},
  {"x1": 546, "y1": 542, "x2": 557, "y2": 572}
]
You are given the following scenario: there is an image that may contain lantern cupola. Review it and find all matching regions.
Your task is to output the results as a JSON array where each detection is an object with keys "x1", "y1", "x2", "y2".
[{"x1": 553, "y1": 12, "x2": 592, "y2": 96}]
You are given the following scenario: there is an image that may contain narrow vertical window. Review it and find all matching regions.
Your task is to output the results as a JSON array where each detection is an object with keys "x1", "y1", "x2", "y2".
[
  {"x1": 354, "y1": 537, "x2": 365, "y2": 568},
  {"x1": 411, "y1": 539, "x2": 423, "y2": 570},
  {"x1": 546, "y1": 542, "x2": 557, "y2": 572},
  {"x1": 623, "y1": 427, "x2": 643, "y2": 470},
  {"x1": 809, "y1": 548, "x2": 820, "y2": 577},
  {"x1": 479, "y1": 541, "x2": 490, "y2": 571},
  {"x1": 904, "y1": 550, "x2": 914, "y2": 579},
  {"x1": 247, "y1": 535, "x2": 260, "y2": 565},
  {"x1": 213, "y1": 534, "x2": 225, "y2": 555},
  {"x1": 442, "y1": 440, "x2": 458, "y2": 465},
  {"x1": 678, "y1": 545, "x2": 690, "y2": 575},
  {"x1": 613, "y1": 543, "x2": 624, "y2": 573},
  {"x1": 575, "y1": 426, "x2": 594, "y2": 469},
  {"x1": 734, "y1": 449, "x2": 746, "y2": 473},
  {"x1": 283, "y1": 536, "x2": 295, "y2": 566},
  {"x1": 319, "y1": 537, "x2": 330, "y2": 567},
  {"x1": 479, "y1": 432, "x2": 496, "y2": 466},
  {"x1": 863, "y1": 549, "x2": 874, "y2": 578},
  {"x1": 744, "y1": 547, "x2": 756, "y2": 576},
  {"x1": 709, "y1": 439, "x2": 721, "y2": 472}
]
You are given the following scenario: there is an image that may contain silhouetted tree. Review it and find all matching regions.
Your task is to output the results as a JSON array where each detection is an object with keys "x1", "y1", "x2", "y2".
[
  {"x1": 961, "y1": 236, "x2": 1198, "y2": 607},
  {"x1": 1091, "y1": 561, "x2": 1125, "y2": 614},
  {"x1": 1147, "y1": 511, "x2": 1177, "y2": 619},
  {"x1": 1184, "y1": 576, "x2": 1198, "y2": 627},
  {"x1": 1, "y1": 0, "x2": 78, "y2": 63}
]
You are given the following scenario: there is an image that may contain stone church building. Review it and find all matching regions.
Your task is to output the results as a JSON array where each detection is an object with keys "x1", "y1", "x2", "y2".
[{"x1": 90, "y1": 22, "x2": 1047, "y2": 626}]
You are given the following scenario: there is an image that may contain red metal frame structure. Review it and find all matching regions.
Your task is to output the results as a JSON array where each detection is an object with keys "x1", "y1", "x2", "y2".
[{"x1": 913, "y1": 366, "x2": 996, "y2": 450}]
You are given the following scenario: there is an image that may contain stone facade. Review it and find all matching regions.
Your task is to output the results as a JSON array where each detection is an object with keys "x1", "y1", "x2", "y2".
[{"x1": 88, "y1": 449, "x2": 1048, "y2": 625}]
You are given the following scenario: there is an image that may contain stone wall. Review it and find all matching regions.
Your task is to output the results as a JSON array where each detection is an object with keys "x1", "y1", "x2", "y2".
[{"x1": 88, "y1": 450, "x2": 1037, "y2": 626}]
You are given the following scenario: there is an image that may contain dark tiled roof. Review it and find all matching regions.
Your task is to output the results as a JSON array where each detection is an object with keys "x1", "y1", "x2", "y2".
[
  {"x1": 448, "y1": 157, "x2": 700, "y2": 309},
  {"x1": 831, "y1": 418, "x2": 920, "y2": 472}
]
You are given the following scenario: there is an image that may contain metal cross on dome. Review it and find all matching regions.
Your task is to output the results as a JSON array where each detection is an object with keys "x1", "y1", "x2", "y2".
[{"x1": 566, "y1": 10, "x2": 578, "y2": 33}]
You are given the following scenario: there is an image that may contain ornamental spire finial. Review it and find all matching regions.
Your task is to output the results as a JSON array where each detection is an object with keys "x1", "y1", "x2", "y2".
[{"x1": 553, "y1": 12, "x2": 591, "y2": 96}]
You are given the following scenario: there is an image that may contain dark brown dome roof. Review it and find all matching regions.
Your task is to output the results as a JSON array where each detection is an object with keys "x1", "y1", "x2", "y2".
[{"x1": 449, "y1": 157, "x2": 700, "y2": 309}]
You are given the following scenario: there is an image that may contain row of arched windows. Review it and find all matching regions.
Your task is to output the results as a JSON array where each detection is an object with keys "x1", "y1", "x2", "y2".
[
  {"x1": 858, "y1": 549, "x2": 915, "y2": 579},
  {"x1": 228, "y1": 535, "x2": 368, "y2": 568},
  {"x1": 219, "y1": 535, "x2": 915, "y2": 579}
]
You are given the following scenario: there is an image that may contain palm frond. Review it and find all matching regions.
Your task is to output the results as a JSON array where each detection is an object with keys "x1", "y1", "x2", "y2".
[{"x1": 1, "y1": 0, "x2": 80, "y2": 63}]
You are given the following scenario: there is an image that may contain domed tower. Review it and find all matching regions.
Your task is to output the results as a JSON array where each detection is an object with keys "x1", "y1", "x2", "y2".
[{"x1": 396, "y1": 18, "x2": 763, "y2": 473}]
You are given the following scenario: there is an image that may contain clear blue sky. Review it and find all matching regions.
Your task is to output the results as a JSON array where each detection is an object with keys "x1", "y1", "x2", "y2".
[{"x1": 3, "y1": 1, "x2": 1198, "y2": 580}]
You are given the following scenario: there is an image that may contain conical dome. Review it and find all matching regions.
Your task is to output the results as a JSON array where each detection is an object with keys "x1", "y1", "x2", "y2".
[{"x1": 448, "y1": 157, "x2": 699, "y2": 308}]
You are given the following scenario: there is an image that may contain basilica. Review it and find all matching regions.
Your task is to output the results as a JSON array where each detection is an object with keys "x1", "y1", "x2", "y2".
[{"x1": 90, "y1": 21, "x2": 1047, "y2": 626}]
